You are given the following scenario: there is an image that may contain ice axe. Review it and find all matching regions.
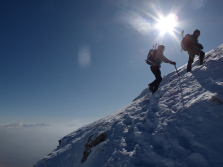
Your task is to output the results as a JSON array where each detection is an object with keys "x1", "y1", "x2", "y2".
[{"x1": 180, "y1": 30, "x2": 184, "y2": 52}]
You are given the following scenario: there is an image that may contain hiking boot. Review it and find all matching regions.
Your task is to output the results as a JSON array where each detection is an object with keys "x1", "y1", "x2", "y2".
[
  {"x1": 199, "y1": 58, "x2": 204, "y2": 65},
  {"x1": 199, "y1": 51, "x2": 205, "y2": 65},
  {"x1": 148, "y1": 84, "x2": 154, "y2": 93},
  {"x1": 187, "y1": 63, "x2": 192, "y2": 72},
  {"x1": 149, "y1": 86, "x2": 154, "y2": 92}
]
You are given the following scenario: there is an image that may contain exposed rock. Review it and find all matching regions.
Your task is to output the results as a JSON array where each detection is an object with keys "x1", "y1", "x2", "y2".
[
  {"x1": 209, "y1": 94, "x2": 223, "y2": 105},
  {"x1": 82, "y1": 133, "x2": 106, "y2": 163}
]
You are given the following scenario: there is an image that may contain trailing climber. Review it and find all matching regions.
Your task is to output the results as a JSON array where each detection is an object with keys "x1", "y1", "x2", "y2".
[{"x1": 148, "y1": 45, "x2": 176, "y2": 94}]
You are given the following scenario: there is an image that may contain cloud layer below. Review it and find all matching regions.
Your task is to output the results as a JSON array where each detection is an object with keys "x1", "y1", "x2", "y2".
[{"x1": 0, "y1": 123, "x2": 82, "y2": 167}]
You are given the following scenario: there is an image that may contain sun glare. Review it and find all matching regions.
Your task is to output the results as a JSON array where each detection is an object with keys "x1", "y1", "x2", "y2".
[{"x1": 156, "y1": 14, "x2": 178, "y2": 34}]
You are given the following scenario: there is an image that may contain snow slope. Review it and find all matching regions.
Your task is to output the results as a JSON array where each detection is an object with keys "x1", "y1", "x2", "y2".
[{"x1": 35, "y1": 44, "x2": 223, "y2": 167}]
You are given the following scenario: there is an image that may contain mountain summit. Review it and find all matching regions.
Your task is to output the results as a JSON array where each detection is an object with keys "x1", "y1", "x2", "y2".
[{"x1": 35, "y1": 44, "x2": 223, "y2": 167}]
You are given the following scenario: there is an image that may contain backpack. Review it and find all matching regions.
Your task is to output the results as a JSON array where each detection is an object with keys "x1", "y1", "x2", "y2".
[
  {"x1": 145, "y1": 49, "x2": 157, "y2": 65},
  {"x1": 181, "y1": 34, "x2": 192, "y2": 51}
]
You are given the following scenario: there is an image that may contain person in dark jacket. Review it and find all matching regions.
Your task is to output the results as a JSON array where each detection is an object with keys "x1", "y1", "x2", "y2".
[
  {"x1": 148, "y1": 45, "x2": 176, "y2": 94},
  {"x1": 184, "y1": 29, "x2": 205, "y2": 72}
]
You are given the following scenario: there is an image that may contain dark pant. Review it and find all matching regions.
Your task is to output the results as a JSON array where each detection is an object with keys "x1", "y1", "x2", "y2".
[
  {"x1": 149, "y1": 66, "x2": 162, "y2": 93},
  {"x1": 187, "y1": 46, "x2": 205, "y2": 72}
]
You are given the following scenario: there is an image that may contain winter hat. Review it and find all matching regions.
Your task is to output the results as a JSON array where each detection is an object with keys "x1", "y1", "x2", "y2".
[
  {"x1": 193, "y1": 29, "x2": 200, "y2": 35},
  {"x1": 158, "y1": 45, "x2": 165, "y2": 51}
]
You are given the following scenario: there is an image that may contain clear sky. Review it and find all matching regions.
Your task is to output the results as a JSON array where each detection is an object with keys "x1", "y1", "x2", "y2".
[{"x1": 1, "y1": 0, "x2": 223, "y2": 125}]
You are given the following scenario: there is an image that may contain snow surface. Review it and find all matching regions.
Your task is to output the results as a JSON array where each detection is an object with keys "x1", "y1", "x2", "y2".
[{"x1": 35, "y1": 44, "x2": 223, "y2": 167}]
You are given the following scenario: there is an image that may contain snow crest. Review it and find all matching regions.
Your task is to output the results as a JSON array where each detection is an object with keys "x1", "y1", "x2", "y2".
[{"x1": 35, "y1": 44, "x2": 223, "y2": 167}]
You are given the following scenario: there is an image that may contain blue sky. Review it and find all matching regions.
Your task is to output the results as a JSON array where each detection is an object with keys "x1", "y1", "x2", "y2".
[{"x1": 1, "y1": 0, "x2": 223, "y2": 125}]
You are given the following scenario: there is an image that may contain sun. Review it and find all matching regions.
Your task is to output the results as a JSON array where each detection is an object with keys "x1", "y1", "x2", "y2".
[{"x1": 156, "y1": 14, "x2": 178, "y2": 34}]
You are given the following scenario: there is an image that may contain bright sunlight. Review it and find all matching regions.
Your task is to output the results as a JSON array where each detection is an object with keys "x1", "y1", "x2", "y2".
[{"x1": 156, "y1": 14, "x2": 178, "y2": 34}]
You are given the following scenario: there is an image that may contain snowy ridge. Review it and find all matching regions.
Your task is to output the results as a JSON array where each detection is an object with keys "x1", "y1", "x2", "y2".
[
  {"x1": 0, "y1": 123, "x2": 50, "y2": 128},
  {"x1": 35, "y1": 44, "x2": 223, "y2": 167}
]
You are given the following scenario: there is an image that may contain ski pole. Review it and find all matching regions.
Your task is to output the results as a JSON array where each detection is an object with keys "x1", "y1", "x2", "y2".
[
  {"x1": 180, "y1": 30, "x2": 184, "y2": 52},
  {"x1": 174, "y1": 65, "x2": 180, "y2": 77}
]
